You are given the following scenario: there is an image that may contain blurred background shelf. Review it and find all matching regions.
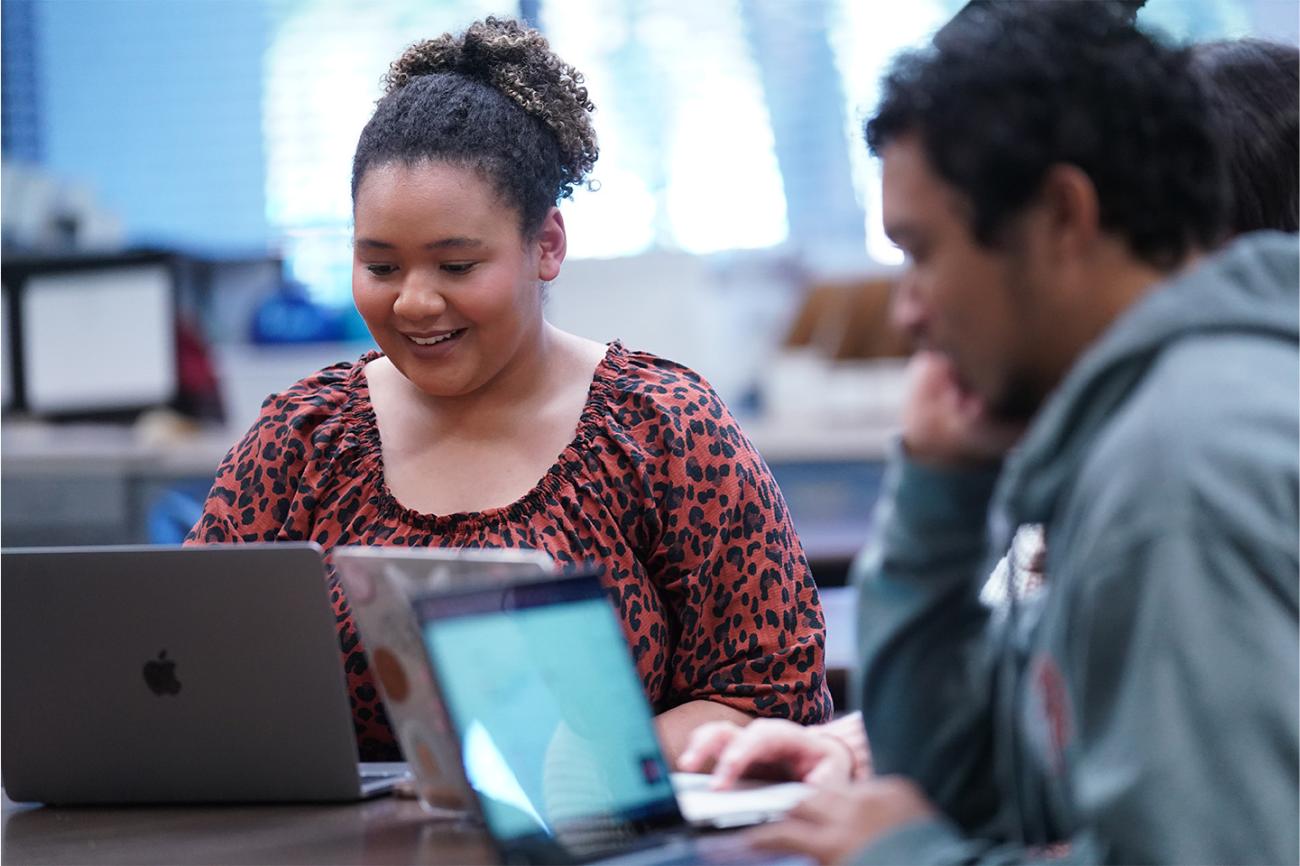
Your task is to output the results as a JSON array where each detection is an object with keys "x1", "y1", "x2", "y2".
[{"x1": 1, "y1": 407, "x2": 896, "y2": 585}]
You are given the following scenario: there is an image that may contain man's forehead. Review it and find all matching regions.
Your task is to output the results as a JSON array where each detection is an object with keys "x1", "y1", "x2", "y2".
[
  {"x1": 880, "y1": 136, "x2": 971, "y2": 234},
  {"x1": 881, "y1": 138, "x2": 940, "y2": 230}
]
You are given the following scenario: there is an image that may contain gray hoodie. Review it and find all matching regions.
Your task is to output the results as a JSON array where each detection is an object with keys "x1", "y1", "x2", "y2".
[{"x1": 850, "y1": 232, "x2": 1299, "y2": 864}]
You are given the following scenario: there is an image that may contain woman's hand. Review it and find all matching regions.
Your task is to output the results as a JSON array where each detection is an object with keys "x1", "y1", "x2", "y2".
[
  {"x1": 677, "y1": 718, "x2": 855, "y2": 788},
  {"x1": 654, "y1": 701, "x2": 754, "y2": 768}
]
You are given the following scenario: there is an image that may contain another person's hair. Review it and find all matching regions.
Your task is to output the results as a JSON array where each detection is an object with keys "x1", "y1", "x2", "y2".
[
  {"x1": 942, "y1": 0, "x2": 1147, "y2": 35},
  {"x1": 351, "y1": 16, "x2": 599, "y2": 235},
  {"x1": 867, "y1": 2, "x2": 1227, "y2": 269},
  {"x1": 1192, "y1": 38, "x2": 1300, "y2": 234}
]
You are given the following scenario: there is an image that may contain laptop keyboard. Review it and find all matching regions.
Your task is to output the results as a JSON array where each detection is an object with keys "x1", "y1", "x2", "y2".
[
  {"x1": 360, "y1": 769, "x2": 406, "y2": 781},
  {"x1": 359, "y1": 762, "x2": 410, "y2": 782},
  {"x1": 358, "y1": 762, "x2": 413, "y2": 797},
  {"x1": 599, "y1": 833, "x2": 804, "y2": 866}
]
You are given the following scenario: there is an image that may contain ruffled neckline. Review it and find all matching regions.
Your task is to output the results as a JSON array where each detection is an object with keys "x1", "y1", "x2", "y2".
[{"x1": 339, "y1": 340, "x2": 627, "y2": 533}]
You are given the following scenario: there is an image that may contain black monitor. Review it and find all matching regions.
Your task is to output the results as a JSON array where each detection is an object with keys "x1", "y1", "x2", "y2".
[{"x1": 1, "y1": 252, "x2": 178, "y2": 419}]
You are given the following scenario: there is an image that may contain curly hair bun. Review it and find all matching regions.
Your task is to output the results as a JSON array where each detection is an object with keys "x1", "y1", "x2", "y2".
[{"x1": 384, "y1": 17, "x2": 598, "y2": 191}]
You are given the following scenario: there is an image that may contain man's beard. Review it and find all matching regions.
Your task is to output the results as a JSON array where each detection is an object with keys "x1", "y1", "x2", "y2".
[
  {"x1": 988, "y1": 245, "x2": 1051, "y2": 424},
  {"x1": 988, "y1": 370, "x2": 1047, "y2": 424}
]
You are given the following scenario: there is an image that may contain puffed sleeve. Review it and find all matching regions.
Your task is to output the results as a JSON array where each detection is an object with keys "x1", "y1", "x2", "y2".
[
  {"x1": 185, "y1": 364, "x2": 352, "y2": 545},
  {"x1": 639, "y1": 362, "x2": 833, "y2": 724}
]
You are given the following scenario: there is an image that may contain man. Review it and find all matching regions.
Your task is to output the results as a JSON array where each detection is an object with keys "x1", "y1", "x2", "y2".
[{"x1": 680, "y1": 4, "x2": 1299, "y2": 863}]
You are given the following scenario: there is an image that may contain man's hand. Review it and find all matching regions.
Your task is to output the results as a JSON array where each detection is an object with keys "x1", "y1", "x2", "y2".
[
  {"x1": 746, "y1": 776, "x2": 937, "y2": 865},
  {"x1": 677, "y1": 718, "x2": 854, "y2": 788},
  {"x1": 903, "y1": 351, "x2": 1025, "y2": 467}
]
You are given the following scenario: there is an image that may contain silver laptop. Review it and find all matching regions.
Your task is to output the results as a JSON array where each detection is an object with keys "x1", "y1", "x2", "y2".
[
  {"x1": 332, "y1": 545, "x2": 557, "y2": 810},
  {"x1": 409, "y1": 574, "x2": 811, "y2": 866},
  {"x1": 0, "y1": 543, "x2": 408, "y2": 804}
]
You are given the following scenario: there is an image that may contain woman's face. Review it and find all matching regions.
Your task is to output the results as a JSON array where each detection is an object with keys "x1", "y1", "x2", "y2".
[{"x1": 352, "y1": 160, "x2": 565, "y2": 398}]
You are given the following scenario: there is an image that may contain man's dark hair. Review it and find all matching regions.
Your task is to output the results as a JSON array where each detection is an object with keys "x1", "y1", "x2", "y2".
[
  {"x1": 866, "y1": 2, "x2": 1227, "y2": 269},
  {"x1": 351, "y1": 17, "x2": 598, "y2": 236},
  {"x1": 1192, "y1": 38, "x2": 1299, "y2": 234}
]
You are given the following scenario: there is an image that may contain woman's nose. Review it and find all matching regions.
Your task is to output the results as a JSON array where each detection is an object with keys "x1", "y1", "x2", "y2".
[{"x1": 392, "y1": 277, "x2": 448, "y2": 322}]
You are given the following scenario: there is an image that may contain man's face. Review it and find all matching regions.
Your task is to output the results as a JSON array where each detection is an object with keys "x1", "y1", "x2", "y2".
[{"x1": 881, "y1": 134, "x2": 1055, "y2": 421}]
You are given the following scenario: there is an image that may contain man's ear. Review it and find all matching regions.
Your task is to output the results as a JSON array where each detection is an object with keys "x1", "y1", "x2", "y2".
[
  {"x1": 1039, "y1": 164, "x2": 1101, "y2": 261},
  {"x1": 535, "y1": 207, "x2": 567, "y2": 282}
]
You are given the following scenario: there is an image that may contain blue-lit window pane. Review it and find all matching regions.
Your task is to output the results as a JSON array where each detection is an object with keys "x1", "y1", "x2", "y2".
[
  {"x1": 262, "y1": 0, "x2": 512, "y2": 304},
  {"x1": 827, "y1": 0, "x2": 1269, "y2": 268},
  {"x1": 542, "y1": 0, "x2": 788, "y2": 258},
  {"x1": 1141, "y1": 0, "x2": 1254, "y2": 41},
  {"x1": 827, "y1": 0, "x2": 953, "y2": 267}
]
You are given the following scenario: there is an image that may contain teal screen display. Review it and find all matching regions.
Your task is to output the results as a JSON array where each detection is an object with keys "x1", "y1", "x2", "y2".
[{"x1": 422, "y1": 594, "x2": 675, "y2": 842}]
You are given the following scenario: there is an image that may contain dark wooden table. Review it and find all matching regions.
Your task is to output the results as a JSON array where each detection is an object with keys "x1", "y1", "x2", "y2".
[{"x1": 2, "y1": 791, "x2": 495, "y2": 865}]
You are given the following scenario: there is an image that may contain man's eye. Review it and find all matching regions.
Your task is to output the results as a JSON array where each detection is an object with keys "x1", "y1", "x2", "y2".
[
  {"x1": 442, "y1": 262, "x2": 477, "y2": 275},
  {"x1": 366, "y1": 264, "x2": 397, "y2": 276}
]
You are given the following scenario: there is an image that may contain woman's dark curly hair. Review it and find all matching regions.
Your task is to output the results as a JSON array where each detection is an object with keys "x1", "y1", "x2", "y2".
[
  {"x1": 351, "y1": 17, "x2": 598, "y2": 236},
  {"x1": 866, "y1": 2, "x2": 1227, "y2": 270}
]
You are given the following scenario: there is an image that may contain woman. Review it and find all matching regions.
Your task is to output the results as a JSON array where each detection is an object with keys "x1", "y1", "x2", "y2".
[{"x1": 188, "y1": 17, "x2": 832, "y2": 762}]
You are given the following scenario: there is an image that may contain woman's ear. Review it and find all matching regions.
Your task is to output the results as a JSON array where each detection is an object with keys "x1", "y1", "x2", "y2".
[{"x1": 535, "y1": 207, "x2": 567, "y2": 282}]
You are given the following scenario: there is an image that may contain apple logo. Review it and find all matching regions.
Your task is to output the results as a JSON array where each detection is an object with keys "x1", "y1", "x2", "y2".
[{"x1": 143, "y1": 650, "x2": 182, "y2": 696}]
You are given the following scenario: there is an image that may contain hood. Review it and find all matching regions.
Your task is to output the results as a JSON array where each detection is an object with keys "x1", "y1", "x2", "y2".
[{"x1": 989, "y1": 230, "x2": 1299, "y2": 550}]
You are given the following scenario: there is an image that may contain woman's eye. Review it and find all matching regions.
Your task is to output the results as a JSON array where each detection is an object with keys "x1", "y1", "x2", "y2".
[
  {"x1": 442, "y1": 262, "x2": 477, "y2": 275},
  {"x1": 365, "y1": 264, "x2": 397, "y2": 276}
]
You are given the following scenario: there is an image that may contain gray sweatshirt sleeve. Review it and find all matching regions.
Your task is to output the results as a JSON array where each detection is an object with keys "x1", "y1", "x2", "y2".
[
  {"x1": 852, "y1": 457, "x2": 1300, "y2": 865},
  {"x1": 852, "y1": 447, "x2": 1007, "y2": 834},
  {"x1": 1050, "y1": 516, "x2": 1298, "y2": 865}
]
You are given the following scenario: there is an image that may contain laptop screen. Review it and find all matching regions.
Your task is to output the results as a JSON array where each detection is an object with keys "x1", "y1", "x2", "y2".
[{"x1": 413, "y1": 576, "x2": 682, "y2": 857}]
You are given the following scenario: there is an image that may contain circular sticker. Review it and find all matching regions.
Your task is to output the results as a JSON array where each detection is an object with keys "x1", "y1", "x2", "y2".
[
  {"x1": 372, "y1": 646, "x2": 410, "y2": 703},
  {"x1": 401, "y1": 720, "x2": 467, "y2": 812},
  {"x1": 340, "y1": 569, "x2": 375, "y2": 604}
]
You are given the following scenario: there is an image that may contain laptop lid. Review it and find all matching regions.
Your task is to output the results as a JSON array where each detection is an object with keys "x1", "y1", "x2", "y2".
[
  {"x1": 332, "y1": 545, "x2": 556, "y2": 811},
  {"x1": 0, "y1": 543, "x2": 381, "y2": 804},
  {"x1": 333, "y1": 545, "x2": 555, "y2": 597},
  {"x1": 412, "y1": 574, "x2": 684, "y2": 865}
]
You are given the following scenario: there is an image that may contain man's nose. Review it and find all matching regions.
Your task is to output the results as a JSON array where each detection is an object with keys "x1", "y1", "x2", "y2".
[{"x1": 890, "y1": 273, "x2": 927, "y2": 342}]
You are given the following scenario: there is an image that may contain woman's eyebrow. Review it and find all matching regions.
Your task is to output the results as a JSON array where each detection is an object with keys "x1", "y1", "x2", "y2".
[{"x1": 353, "y1": 237, "x2": 484, "y2": 250}]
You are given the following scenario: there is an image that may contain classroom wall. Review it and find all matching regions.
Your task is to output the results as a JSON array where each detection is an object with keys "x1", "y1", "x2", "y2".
[
  {"x1": 16, "y1": 0, "x2": 1299, "y2": 407},
  {"x1": 36, "y1": 0, "x2": 270, "y2": 253}
]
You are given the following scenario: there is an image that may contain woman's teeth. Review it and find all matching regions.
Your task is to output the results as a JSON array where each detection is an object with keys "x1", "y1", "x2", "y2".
[{"x1": 409, "y1": 330, "x2": 461, "y2": 346}]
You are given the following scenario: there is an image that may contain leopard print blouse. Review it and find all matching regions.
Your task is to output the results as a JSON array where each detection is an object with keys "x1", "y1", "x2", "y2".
[{"x1": 188, "y1": 342, "x2": 832, "y2": 759}]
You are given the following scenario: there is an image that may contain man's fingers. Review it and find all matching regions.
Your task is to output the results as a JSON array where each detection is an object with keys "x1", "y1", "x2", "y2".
[
  {"x1": 746, "y1": 818, "x2": 839, "y2": 866},
  {"x1": 748, "y1": 779, "x2": 937, "y2": 866},
  {"x1": 783, "y1": 786, "x2": 851, "y2": 823}
]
